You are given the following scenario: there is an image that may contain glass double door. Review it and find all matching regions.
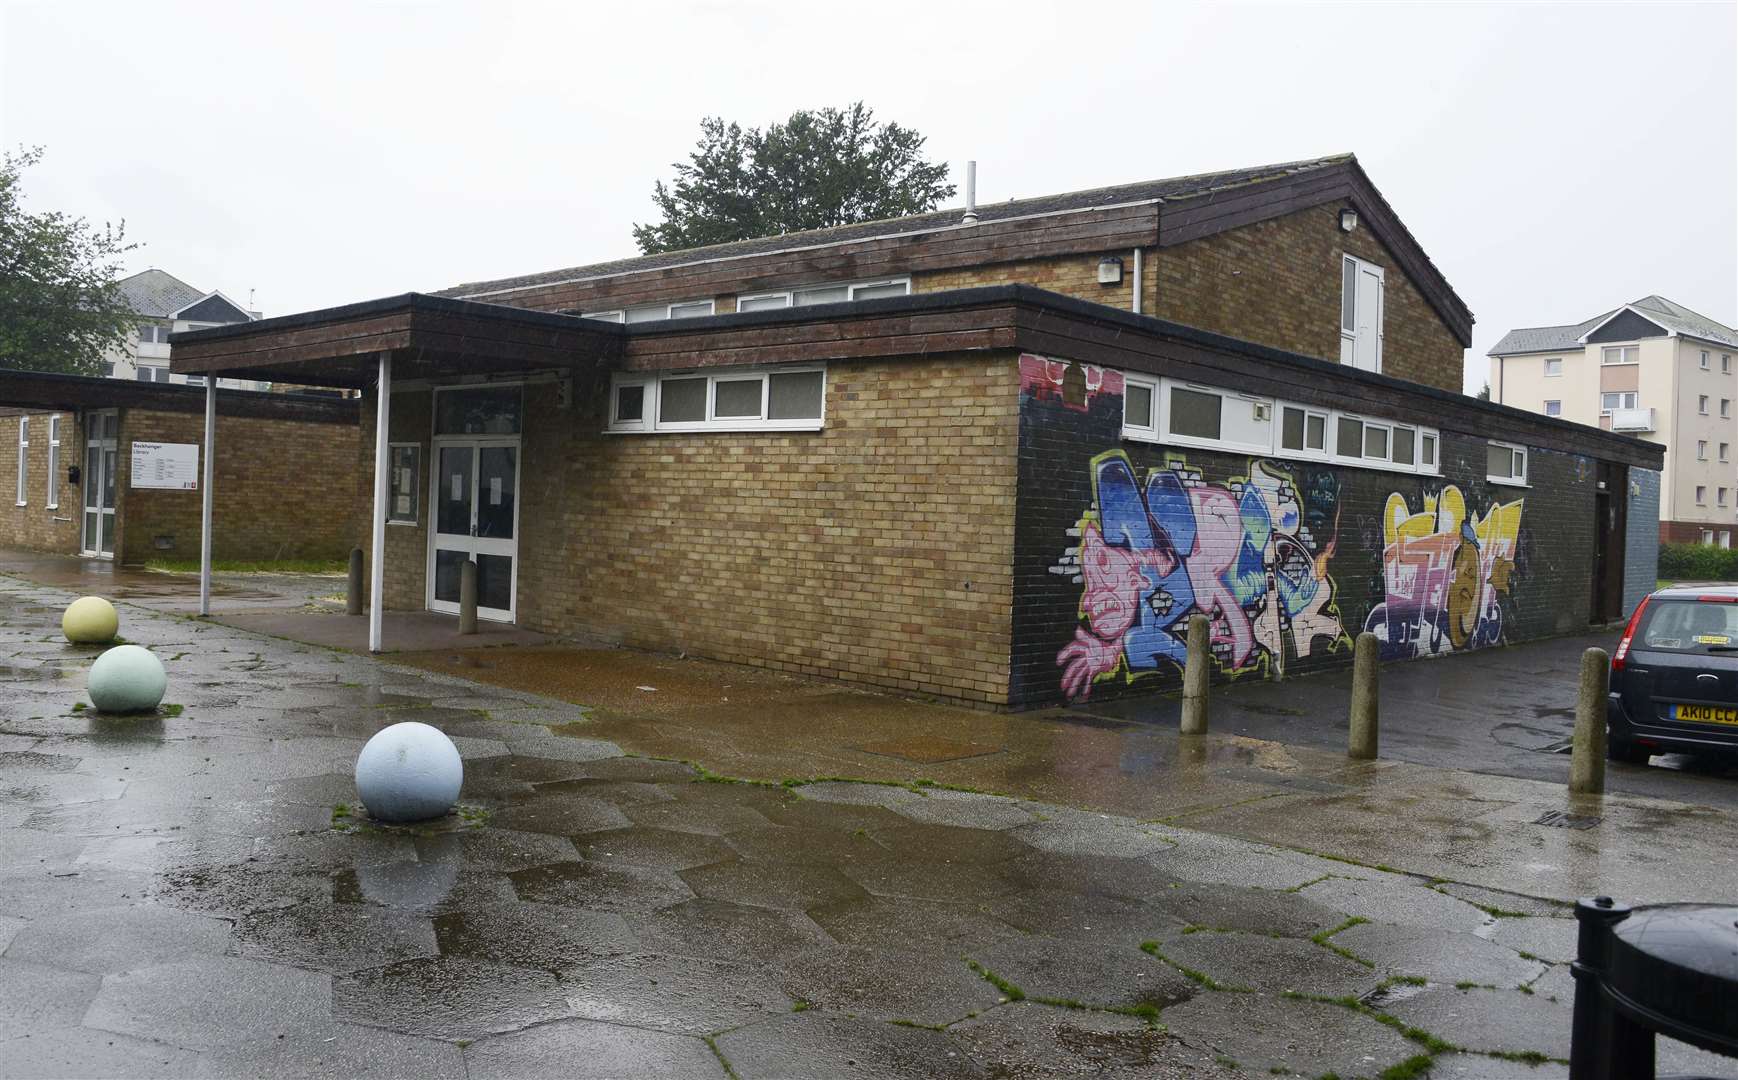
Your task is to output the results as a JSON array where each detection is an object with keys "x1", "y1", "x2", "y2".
[
  {"x1": 428, "y1": 439, "x2": 518, "y2": 621},
  {"x1": 81, "y1": 411, "x2": 117, "y2": 558}
]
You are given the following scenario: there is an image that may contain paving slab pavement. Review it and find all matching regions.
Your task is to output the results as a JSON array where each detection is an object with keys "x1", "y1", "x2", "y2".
[{"x1": 0, "y1": 574, "x2": 1734, "y2": 1076}]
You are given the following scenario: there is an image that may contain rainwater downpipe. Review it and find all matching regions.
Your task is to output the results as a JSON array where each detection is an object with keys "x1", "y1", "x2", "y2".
[{"x1": 1131, "y1": 247, "x2": 1143, "y2": 315}]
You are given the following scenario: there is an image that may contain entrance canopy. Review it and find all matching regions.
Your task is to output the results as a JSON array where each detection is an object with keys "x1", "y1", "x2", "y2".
[{"x1": 167, "y1": 292, "x2": 624, "y2": 388}]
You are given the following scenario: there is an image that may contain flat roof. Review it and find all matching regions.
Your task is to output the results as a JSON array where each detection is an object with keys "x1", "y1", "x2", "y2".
[{"x1": 0, "y1": 369, "x2": 357, "y2": 424}]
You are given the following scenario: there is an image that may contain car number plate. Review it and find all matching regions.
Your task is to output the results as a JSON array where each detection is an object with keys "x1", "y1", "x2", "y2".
[{"x1": 1672, "y1": 703, "x2": 1738, "y2": 726}]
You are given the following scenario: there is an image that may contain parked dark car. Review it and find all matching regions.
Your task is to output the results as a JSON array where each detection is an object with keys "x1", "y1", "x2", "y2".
[{"x1": 1609, "y1": 584, "x2": 1738, "y2": 764}]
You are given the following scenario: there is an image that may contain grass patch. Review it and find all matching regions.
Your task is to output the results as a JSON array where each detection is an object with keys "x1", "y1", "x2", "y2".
[
  {"x1": 144, "y1": 557, "x2": 347, "y2": 575},
  {"x1": 70, "y1": 701, "x2": 87, "y2": 713},
  {"x1": 791, "y1": 999, "x2": 812, "y2": 1013},
  {"x1": 1283, "y1": 991, "x2": 1458, "y2": 1054},
  {"x1": 1484, "y1": 1049, "x2": 1560, "y2": 1065},
  {"x1": 1309, "y1": 917, "x2": 1374, "y2": 968},
  {"x1": 1284, "y1": 873, "x2": 1335, "y2": 894},
  {"x1": 1378, "y1": 1054, "x2": 1435, "y2": 1080},
  {"x1": 888, "y1": 1018, "x2": 946, "y2": 1031},
  {"x1": 965, "y1": 959, "x2": 1025, "y2": 1002},
  {"x1": 1454, "y1": 981, "x2": 1496, "y2": 991},
  {"x1": 1140, "y1": 941, "x2": 1253, "y2": 993},
  {"x1": 704, "y1": 1036, "x2": 741, "y2": 1080},
  {"x1": 159, "y1": 703, "x2": 184, "y2": 718}
]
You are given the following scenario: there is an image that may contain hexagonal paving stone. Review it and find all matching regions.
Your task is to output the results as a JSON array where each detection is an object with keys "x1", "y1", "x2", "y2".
[
  {"x1": 723, "y1": 823, "x2": 888, "y2": 867},
  {"x1": 4, "y1": 905, "x2": 231, "y2": 973},
  {"x1": 464, "y1": 1018, "x2": 724, "y2": 1079},
  {"x1": 1428, "y1": 1052, "x2": 1570, "y2": 1079},
  {"x1": 1299, "y1": 876, "x2": 1495, "y2": 934},
  {"x1": 1385, "y1": 985, "x2": 1574, "y2": 1059},
  {"x1": 1141, "y1": 879, "x2": 1345, "y2": 939},
  {"x1": 1161, "y1": 990, "x2": 1419, "y2": 1076},
  {"x1": 573, "y1": 826, "x2": 738, "y2": 872},
  {"x1": 507, "y1": 859, "x2": 694, "y2": 913},
  {"x1": 983, "y1": 884, "x2": 1161, "y2": 939},
  {"x1": 869, "y1": 822, "x2": 1031, "y2": 864},
  {"x1": 759, "y1": 796, "x2": 914, "y2": 834},
  {"x1": 497, "y1": 735, "x2": 622, "y2": 764},
  {"x1": 793, "y1": 781, "x2": 929, "y2": 812},
  {"x1": 997, "y1": 850, "x2": 1181, "y2": 904},
  {"x1": 85, "y1": 956, "x2": 332, "y2": 1051},
  {"x1": 882, "y1": 789, "x2": 1037, "y2": 831},
  {"x1": 0, "y1": 1026, "x2": 201, "y2": 1079},
  {"x1": 776, "y1": 945, "x2": 1003, "y2": 1026},
  {"x1": 235, "y1": 903, "x2": 438, "y2": 973},
  {"x1": 1144, "y1": 834, "x2": 1342, "y2": 892},
  {"x1": 490, "y1": 795, "x2": 630, "y2": 836},
  {"x1": 332, "y1": 860, "x2": 518, "y2": 914},
  {"x1": 1332, "y1": 922, "x2": 1546, "y2": 987},
  {"x1": 151, "y1": 862, "x2": 333, "y2": 919},
  {"x1": 0, "y1": 959, "x2": 101, "y2": 1041},
  {"x1": 713, "y1": 1012, "x2": 980, "y2": 1080},
  {"x1": 681, "y1": 860, "x2": 866, "y2": 911},
  {"x1": 565, "y1": 951, "x2": 791, "y2": 1036},
  {"x1": 948, "y1": 1002, "x2": 1237, "y2": 1080},
  {"x1": 839, "y1": 849, "x2": 1017, "y2": 903},
  {"x1": 1008, "y1": 813, "x2": 1178, "y2": 858},
  {"x1": 1488, "y1": 915, "x2": 1579, "y2": 964},
  {"x1": 622, "y1": 796, "x2": 773, "y2": 836},
  {"x1": 560, "y1": 757, "x2": 699, "y2": 783},
  {"x1": 536, "y1": 778, "x2": 672, "y2": 806},
  {"x1": 0, "y1": 915, "x2": 21, "y2": 953},
  {"x1": 1149, "y1": 929, "x2": 1380, "y2": 996},
  {"x1": 191, "y1": 1022, "x2": 467, "y2": 1079},
  {"x1": 413, "y1": 828, "x2": 579, "y2": 873},
  {"x1": 969, "y1": 932, "x2": 1197, "y2": 1012},
  {"x1": 624, "y1": 898, "x2": 834, "y2": 965},
  {"x1": 432, "y1": 900, "x2": 638, "y2": 968},
  {"x1": 333, "y1": 956, "x2": 567, "y2": 1040},
  {"x1": 807, "y1": 894, "x2": 1024, "y2": 954},
  {"x1": 249, "y1": 829, "x2": 418, "y2": 871},
  {"x1": 0, "y1": 865, "x2": 158, "y2": 919}
]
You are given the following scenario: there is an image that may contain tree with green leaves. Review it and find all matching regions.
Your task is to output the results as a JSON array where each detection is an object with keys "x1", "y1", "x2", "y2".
[
  {"x1": 633, "y1": 103, "x2": 955, "y2": 255},
  {"x1": 0, "y1": 147, "x2": 138, "y2": 376}
]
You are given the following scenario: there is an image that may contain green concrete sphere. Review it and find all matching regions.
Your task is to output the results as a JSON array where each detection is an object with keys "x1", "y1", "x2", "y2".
[
  {"x1": 62, "y1": 596, "x2": 119, "y2": 644},
  {"x1": 87, "y1": 645, "x2": 167, "y2": 714}
]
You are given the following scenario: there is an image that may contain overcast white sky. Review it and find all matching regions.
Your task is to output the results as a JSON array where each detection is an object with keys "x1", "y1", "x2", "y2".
[{"x1": 3, "y1": 1, "x2": 1734, "y2": 394}]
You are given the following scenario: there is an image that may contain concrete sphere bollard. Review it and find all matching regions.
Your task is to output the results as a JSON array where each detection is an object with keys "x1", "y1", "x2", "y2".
[
  {"x1": 87, "y1": 644, "x2": 167, "y2": 714},
  {"x1": 63, "y1": 596, "x2": 119, "y2": 644},
  {"x1": 354, "y1": 722, "x2": 464, "y2": 823}
]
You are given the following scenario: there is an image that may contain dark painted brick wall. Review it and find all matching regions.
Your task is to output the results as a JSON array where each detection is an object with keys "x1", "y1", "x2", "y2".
[
  {"x1": 1011, "y1": 356, "x2": 1600, "y2": 709},
  {"x1": 1624, "y1": 468, "x2": 1661, "y2": 619}
]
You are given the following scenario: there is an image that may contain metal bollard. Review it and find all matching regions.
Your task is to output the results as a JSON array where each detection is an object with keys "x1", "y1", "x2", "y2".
[
  {"x1": 1181, "y1": 614, "x2": 1209, "y2": 735},
  {"x1": 458, "y1": 558, "x2": 478, "y2": 635},
  {"x1": 1348, "y1": 631, "x2": 1379, "y2": 759},
  {"x1": 346, "y1": 547, "x2": 364, "y2": 616},
  {"x1": 1569, "y1": 647, "x2": 1609, "y2": 795}
]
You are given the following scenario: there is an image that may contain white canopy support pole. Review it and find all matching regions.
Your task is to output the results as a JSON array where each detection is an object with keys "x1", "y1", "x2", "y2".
[
  {"x1": 368, "y1": 351, "x2": 391, "y2": 653},
  {"x1": 198, "y1": 378, "x2": 215, "y2": 616}
]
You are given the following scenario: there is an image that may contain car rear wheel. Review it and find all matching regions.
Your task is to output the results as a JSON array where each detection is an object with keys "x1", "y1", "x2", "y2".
[{"x1": 1607, "y1": 738, "x2": 1651, "y2": 765}]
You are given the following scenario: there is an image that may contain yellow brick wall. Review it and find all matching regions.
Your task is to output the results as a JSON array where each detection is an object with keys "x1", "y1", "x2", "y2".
[
  {"x1": 1150, "y1": 204, "x2": 1465, "y2": 392},
  {"x1": 0, "y1": 412, "x2": 84, "y2": 553},
  {"x1": 918, "y1": 255, "x2": 1137, "y2": 314},
  {"x1": 117, "y1": 409, "x2": 361, "y2": 564},
  {"x1": 361, "y1": 355, "x2": 1021, "y2": 705}
]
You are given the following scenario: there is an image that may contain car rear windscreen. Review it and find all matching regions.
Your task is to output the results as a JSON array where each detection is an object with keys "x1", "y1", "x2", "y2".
[{"x1": 1637, "y1": 599, "x2": 1738, "y2": 653}]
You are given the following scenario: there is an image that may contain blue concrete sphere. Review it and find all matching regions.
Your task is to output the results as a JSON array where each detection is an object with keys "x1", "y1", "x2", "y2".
[
  {"x1": 87, "y1": 645, "x2": 167, "y2": 714},
  {"x1": 354, "y1": 722, "x2": 464, "y2": 823}
]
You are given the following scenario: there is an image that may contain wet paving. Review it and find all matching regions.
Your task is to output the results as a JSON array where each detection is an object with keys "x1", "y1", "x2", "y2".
[{"x1": 1, "y1": 577, "x2": 1735, "y2": 1078}]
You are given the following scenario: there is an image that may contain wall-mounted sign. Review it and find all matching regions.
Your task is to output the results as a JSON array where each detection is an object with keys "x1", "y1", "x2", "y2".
[{"x1": 130, "y1": 442, "x2": 199, "y2": 490}]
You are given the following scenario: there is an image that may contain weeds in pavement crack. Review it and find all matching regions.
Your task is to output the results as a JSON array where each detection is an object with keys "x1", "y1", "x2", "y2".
[
  {"x1": 1309, "y1": 917, "x2": 1374, "y2": 968},
  {"x1": 1140, "y1": 941, "x2": 1252, "y2": 992}
]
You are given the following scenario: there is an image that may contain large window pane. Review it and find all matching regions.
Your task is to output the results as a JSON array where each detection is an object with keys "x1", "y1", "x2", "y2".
[
  {"x1": 1281, "y1": 406, "x2": 1304, "y2": 450},
  {"x1": 852, "y1": 281, "x2": 909, "y2": 300},
  {"x1": 1126, "y1": 383, "x2": 1154, "y2": 429},
  {"x1": 714, "y1": 378, "x2": 763, "y2": 418},
  {"x1": 1364, "y1": 425, "x2": 1389, "y2": 459},
  {"x1": 615, "y1": 384, "x2": 645, "y2": 423},
  {"x1": 433, "y1": 549, "x2": 466, "y2": 605},
  {"x1": 659, "y1": 377, "x2": 707, "y2": 423},
  {"x1": 669, "y1": 301, "x2": 714, "y2": 319},
  {"x1": 476, "y1": 446, "x2": 516, "y2": 540},
  {"x1": 624, "y1": 305, "x2": 668, "y2": 323},
  {"x1": 768, "y1": 371, "x2": 824, "y2": 420},
  {"x1": 1168, "y1": 387, "x2": 1222, "y2": 440},
  {"x1": 1306, "y1": 413, "x2": 1327, "y2": 450},
  {"x1": 737, "y1": 294, "x2": 790, "y2": 313},
  {"x1": 436, "y1": 446, "x2": 474, "y2": 535},
  {"x1": 1341, "y1": 259, "x2": 1356, "y2": 332},
  {"x1": 1392, "y1": 426, "x2": 1415, "y2": 465},
  {"x1": 435, "y1": 387, "x2": 521, "y2": 435},
  {"x1": 794, "y1": 285, "x2": 850, "y2": 306},
  {"x1": 1337, "y1": 417, "x2": 1363, "y2": 457},
  {"x1": 476, "y1": 554, "x2": 513, "y2": 612},
  {"x1": 1486, "y1": 443, "x2": 1514, "y2": 478}
]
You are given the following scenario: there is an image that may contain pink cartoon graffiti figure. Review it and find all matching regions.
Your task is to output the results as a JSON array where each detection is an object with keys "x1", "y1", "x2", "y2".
[{"x1": 1058, "y1": 522, "x2": 1152, "y2": 701}]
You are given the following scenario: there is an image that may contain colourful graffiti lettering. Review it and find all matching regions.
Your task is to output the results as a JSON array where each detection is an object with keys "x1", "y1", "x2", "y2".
[
  {"x1": 1056, "y1": 451, "x2": 1346, "y2": 701},
  {"x1": 1363, "y1": 487, "x2": 1523, "y2": 659}
]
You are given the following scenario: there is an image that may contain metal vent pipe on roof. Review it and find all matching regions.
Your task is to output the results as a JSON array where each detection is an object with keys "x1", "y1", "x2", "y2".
[{"x1": 962, "y1": 161, "x2": 978, "y2": 225}]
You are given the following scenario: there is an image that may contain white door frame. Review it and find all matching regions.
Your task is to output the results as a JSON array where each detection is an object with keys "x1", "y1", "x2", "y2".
[
  {"x1": 424, "y1": 434, "x2": 522, "y2": 623},
  {"x1": 80, "y1": 410, "x2": 118, "y2": 558}
]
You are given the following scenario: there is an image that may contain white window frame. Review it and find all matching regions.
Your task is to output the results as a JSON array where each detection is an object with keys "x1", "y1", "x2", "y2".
[
  {"x1": 1699, "y1": 395, "x2": 1710, "y2": 415},
  {"x1": 1115, "y1": 372, "x2": 1438, "y2": 476},
  {"x1": 1721, "y1": 488, "x2": 1730, "y2": 508},
  {"x1": 1720, "y1": 442, "x2": 1730, "y2": 463},
  {"x1": 45, "y1": 415, "x2": 59, "y2": 509},
  {"x1": 606, "y1": 366, "x2": 827, "y2": 435},
  {"x1": 1121, "y1": 373, "x2": 1159, "y2": 440},
  {"x1": 1543, "y1": 358, "x2": 1563, "y2": 377},
  {"x1": 1339, "y1": 255, "x2": 1385, "y2": 373},
  {"x1": 1486, "y1": 440, "x2": 1529, "y2": 488},
  {"x1": 581, "y1": 299, "x2": 717, "y2": 324},
  {"x1": 1602, "y1": 345, "x2": 1639, "y2": 365},
  {"x1": 1724, "y1": 354, "x2": 1732, "y2": 374},
  {"x1": 1698, "y1": 440, "x2": 1709, "y2": 461},
  {"x1": 1723, "y1": 399, "x2": 1732, "y2": 419},
  {"x1": 1697, "y1": 486, "x2": 1708, "y2": 506},
  {"x1": 1600, "y1": 391, "x2": 1637, "y2": 416},
  {"x1": 1544, "y1": 400, "x2": 1562, "y2": 417},
  {"x1": 14, "y1": 417, "x2": 26, "y2": 506},
  {"x1": 738, "y1": 276, "x2": 913, "y2": 313},
  {"x1": 1701, "y1": 350, "x2": 1711, "y2": 370}
]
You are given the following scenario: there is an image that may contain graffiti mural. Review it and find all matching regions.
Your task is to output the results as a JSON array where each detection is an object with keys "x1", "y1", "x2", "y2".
[
  {"x1": 1363, "y1": 487, "x2": 1523, "y2": 659},
  {"x1": 1055, "y1": 451, "x2": 1347, "y2": 701}
]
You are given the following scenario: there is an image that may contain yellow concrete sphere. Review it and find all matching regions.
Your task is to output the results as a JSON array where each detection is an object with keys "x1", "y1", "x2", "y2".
[{"x1": 62, "y1": 596, "x2": 119, "y2": 644}]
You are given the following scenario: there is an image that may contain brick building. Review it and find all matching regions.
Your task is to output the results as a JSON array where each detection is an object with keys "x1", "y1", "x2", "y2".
[
  {"x1": 169, "y1": 155, "x2": 1663, "y2": 708},
  {"x1": 0, "y1": 372, "x2": 359, "y2": 564}
]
